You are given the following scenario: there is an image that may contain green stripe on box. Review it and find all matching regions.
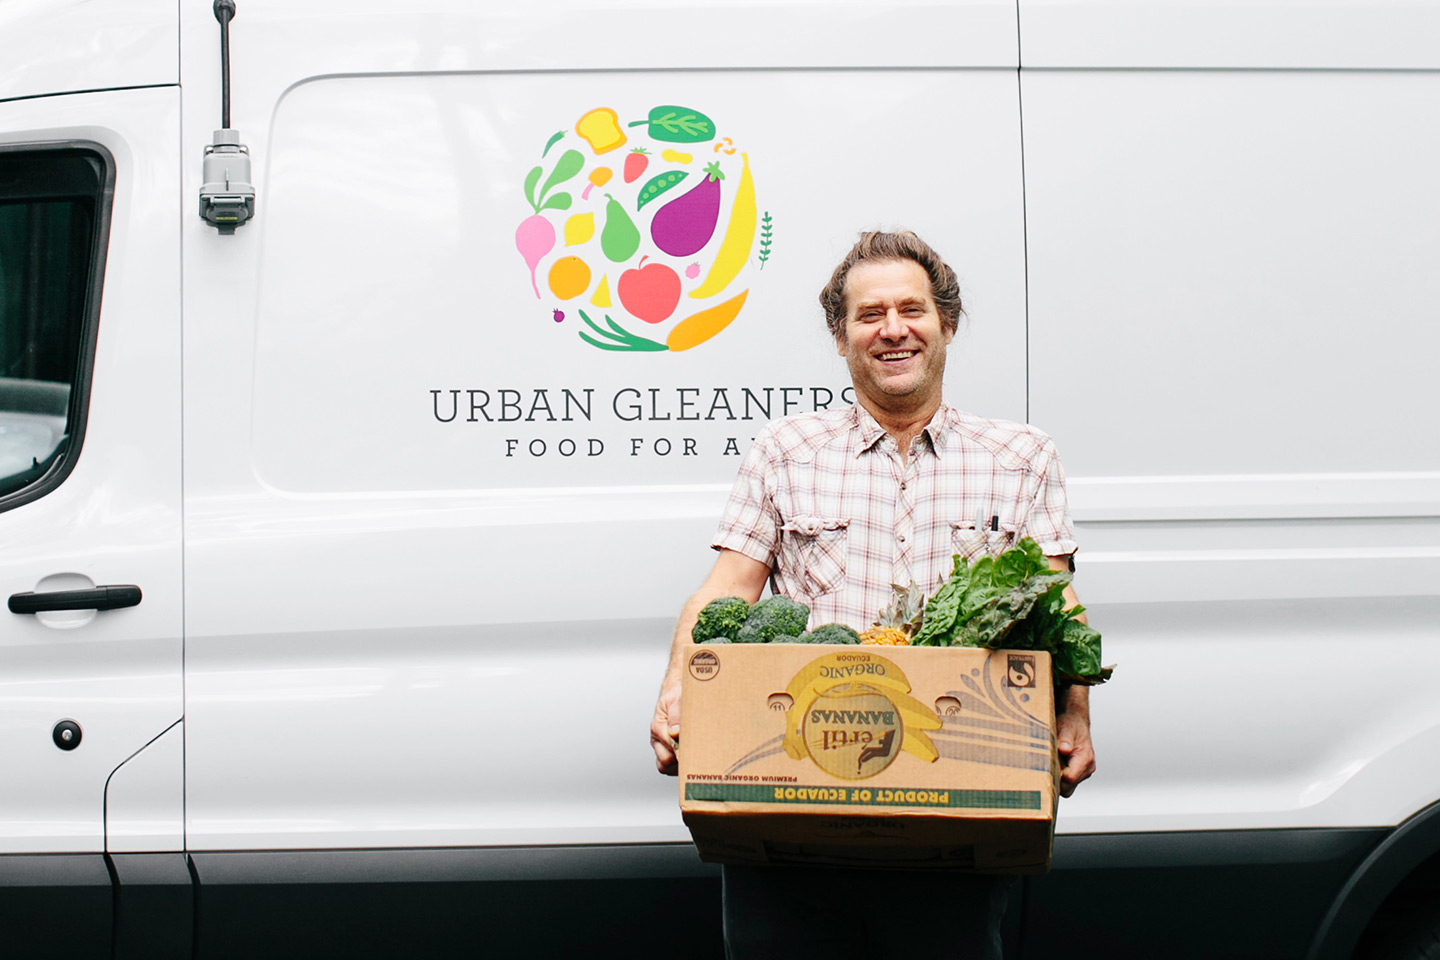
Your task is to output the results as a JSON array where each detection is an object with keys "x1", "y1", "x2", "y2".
[{"x1": 685, "y1": 783, "x2": 1042, "y2": 810}]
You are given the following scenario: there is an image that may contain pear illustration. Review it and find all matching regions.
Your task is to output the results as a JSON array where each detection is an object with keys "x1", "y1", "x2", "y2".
[{"x1": 600, "y1": 193, "x2": 641, "y2": 263}]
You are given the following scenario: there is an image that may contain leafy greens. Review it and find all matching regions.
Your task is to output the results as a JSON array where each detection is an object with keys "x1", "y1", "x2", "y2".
[{"x1": 911, "y1": 538, "x2": 1112, "y2": 687}]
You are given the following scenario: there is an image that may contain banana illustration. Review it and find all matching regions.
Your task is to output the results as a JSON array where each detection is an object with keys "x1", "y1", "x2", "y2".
[
  {"x1": 689, "y1": 152, "x2": 756, "y2": 299},
  {"x1": 781, "y1": 653, "x2": 942, "y2": 766}
]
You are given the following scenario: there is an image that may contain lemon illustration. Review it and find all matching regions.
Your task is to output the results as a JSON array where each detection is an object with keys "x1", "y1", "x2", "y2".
[{"x1": 564, "y1": 213, "x2": 595, "y2": 247}]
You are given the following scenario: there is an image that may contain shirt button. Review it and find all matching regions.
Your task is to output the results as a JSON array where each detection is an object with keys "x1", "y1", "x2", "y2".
[
  {"x1": 898, "y1": 535, "x2": 906, "y2": 542},
  {"x1": 900, "y1": 482, "x2": 907, "y2": 491}
]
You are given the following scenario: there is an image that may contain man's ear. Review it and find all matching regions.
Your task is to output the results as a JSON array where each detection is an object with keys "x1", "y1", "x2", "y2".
[{"x1": 835, "y1": 330, "x2": 847, "y2": 357}]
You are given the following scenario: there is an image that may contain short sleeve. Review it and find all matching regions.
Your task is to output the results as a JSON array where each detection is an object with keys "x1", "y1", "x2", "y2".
[
  {"x1": 711, "y1": 428, "x2": 782, "y2": 565},
  {"x1": 1022, "y1": 436, "x2": 1078, "y2": 557}
]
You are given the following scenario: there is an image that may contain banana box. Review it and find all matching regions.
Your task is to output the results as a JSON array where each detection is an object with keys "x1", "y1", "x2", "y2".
[{"x1": 678, "y1": 644, "x2": 1060, "y2": 872}]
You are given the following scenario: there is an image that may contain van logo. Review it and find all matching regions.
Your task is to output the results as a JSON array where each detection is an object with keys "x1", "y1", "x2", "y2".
[
  {"x1": 780, "y1": 653, "x2": 943, "y2": 781},
  {"x1": 514, "y1": 103, "x2": 770, "y2": 353}
]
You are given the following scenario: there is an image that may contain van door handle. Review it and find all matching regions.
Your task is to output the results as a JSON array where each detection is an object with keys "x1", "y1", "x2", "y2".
[{"x1": 8, "y1": 586, "x2": 143, "y2": 614}]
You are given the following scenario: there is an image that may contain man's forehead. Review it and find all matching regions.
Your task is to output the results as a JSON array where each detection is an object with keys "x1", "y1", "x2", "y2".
[
  {"x1": 840, "y1": 257, "x2": 933, "y2": 295},
  {"x1": 844, "y1": 260, "x2": 935, "y2": 312},
  {"x1": 851, "y1": 291, "x2": 933, "y2": 309}
]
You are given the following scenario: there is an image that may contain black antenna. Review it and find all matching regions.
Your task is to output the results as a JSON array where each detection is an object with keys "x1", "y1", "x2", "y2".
[{"x1": 214, "y1": 0, "x2": 236, "y2": 129}]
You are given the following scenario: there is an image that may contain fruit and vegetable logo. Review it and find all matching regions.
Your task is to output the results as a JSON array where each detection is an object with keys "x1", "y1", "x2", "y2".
[
  {"x1": 514, "y1": 104, "x2": 773, "y2": 353},
  {"x1": 781, "y1": 653, "x2": 943, "y2": 781}
]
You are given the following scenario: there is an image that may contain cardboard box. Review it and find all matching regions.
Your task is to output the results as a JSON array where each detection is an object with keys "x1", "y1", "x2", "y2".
[{"x1": 679, "y1": 644, "x2": 1059, "y2": 872}]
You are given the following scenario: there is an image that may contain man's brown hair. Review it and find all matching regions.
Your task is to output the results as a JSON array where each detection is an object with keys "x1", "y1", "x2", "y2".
[{"x1": 819, "y1": 231, "x2": 964, "y2": 340}]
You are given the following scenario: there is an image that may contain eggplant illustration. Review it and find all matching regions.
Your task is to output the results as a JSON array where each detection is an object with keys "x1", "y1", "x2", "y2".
[{"x1": 650, "y1": 161, "x2": 724, "y2": 258}]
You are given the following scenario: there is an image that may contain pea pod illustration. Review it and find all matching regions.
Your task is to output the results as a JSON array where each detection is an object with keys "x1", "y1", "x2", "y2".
[
  {"x1": 636, "y1": 170, "x2": 688, "y2": 211},
  {"x1": 627, "y1": 105, "x2": 716, "y2": 144},
  {"x1": 600, "y1": 193, "x2": 641, "y2": 263}
]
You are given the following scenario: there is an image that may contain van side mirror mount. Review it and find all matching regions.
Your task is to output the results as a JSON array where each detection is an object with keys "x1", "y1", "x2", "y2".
[{"x1": 200, "y1": 129, "x2": 255, "y2": 232}]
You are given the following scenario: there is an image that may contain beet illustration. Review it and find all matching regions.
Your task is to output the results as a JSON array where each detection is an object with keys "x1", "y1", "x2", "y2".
[{"x1": 650, "y1": 161, "x2": 724, "y2": 258}]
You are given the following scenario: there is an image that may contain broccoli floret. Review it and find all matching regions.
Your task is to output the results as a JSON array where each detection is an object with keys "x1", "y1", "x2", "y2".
[
  {"x1": 795, "y1": 623, "x2": 861, "y2": 645},
  {"x1": 735, "y1": 595, "x2": 810, "y2": 643},
  {"x1": 692, "y1": 596, "x2": 751, "y2": 643}
]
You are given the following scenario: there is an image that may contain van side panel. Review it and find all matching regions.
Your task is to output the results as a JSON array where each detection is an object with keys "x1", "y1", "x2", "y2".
[
  {"x1": 180, "y1": 2, "x2": 1029, "y2": 854},
  {"x1": 1022, "y1": 67, "x2": 1440, "y2": 838}
]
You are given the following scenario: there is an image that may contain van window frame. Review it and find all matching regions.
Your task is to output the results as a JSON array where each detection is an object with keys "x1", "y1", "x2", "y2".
[{"x1": 0, "y1": 140, "x2": 115, "y2": 514}]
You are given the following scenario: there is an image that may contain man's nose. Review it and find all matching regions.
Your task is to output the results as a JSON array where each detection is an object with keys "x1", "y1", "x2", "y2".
[{"x1": 879, "y1": 308, "x2": 907, "y2": 339}]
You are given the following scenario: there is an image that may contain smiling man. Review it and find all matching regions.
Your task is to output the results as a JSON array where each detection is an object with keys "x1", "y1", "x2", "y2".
[{"x1": 650, "y1": 231, "x2": 1094, "y2": 959}]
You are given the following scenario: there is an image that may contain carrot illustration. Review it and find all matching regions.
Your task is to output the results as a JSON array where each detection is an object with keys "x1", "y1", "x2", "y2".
[
  {"x1": 689, "y1": 153, "x2": 756, "y2": 299},
  {"x1": 666, "y1": 289, "x2": 748, "y2": 352}
]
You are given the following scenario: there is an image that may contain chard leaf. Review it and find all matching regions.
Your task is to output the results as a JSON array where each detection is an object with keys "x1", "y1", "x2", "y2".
[
  {"x1": 912, "y1": 555, "x2": 970, "y2": 646},
  {"x1": 904, "y1": 537, "x2": 1111, "y2": 686},
  {"x1": 1055, "y1": 618, "x2": 1104, "y2": 681}
]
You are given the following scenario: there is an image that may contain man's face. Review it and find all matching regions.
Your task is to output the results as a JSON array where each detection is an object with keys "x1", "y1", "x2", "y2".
[{"x1": 837, "y1": 259, "x2": 953, "y2": 412}]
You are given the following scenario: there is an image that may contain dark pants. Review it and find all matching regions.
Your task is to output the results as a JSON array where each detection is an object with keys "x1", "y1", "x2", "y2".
[{"x1": 722, "y1": 863, "x2": 1014, "y2": 960}]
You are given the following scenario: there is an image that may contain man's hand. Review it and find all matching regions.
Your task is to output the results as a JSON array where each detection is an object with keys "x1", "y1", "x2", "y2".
[
  {"x1": 1045, "y1": 555, "x2": 1097, "y2": 797},
  {"x1": 651, "y1": 549, "x2": 770, "y2": 778},
  {"x1": 651, "y1": 677, "x2": 682, "y2": 776},
  {"x1": 1057, "y1": 684, "x2": 1095, "y2": 797}
]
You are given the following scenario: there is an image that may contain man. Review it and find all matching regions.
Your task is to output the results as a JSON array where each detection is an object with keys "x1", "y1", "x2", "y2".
[{"x1": 650, "y1": 231, "x2": 1095, "y2": 959}]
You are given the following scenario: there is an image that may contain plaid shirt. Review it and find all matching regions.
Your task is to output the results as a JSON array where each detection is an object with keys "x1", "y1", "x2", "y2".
[{"x1": 712, "y1": 403, "x2": 1078, "y2": 632}]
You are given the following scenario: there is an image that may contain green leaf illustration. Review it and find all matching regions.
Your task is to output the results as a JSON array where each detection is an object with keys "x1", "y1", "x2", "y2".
[
  {"x1": 628, "y1": 105, "x2": 716, "y2": 144},
  {"x1": 539, "y1": 149, "x2": 585, "y2": 203},
  {"x1": 758, "y1": 211, "x2": 774, "y2": 269},
  {"x1": 578, "y1": 310, "x2": 667, "y2": 352}
]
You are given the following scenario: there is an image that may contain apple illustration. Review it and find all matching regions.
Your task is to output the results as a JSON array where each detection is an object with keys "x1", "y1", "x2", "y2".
[{"x1": 618, "y1": 256, "x2": 681, "y2": 324}]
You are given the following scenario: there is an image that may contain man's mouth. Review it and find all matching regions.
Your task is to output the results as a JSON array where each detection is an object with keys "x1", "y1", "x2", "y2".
[{"x1": 876, "y1": 350, "x2": 918, "y2": 363}]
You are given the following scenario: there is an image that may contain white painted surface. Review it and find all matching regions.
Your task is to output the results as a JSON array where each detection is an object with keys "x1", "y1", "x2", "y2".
[
  {"x1": 0, "y1": 88, "x2": 183, "y2": 854},
  {"x1": 1056, "y1": 598, "x2": 1440, "y2": 833},
  {"x1": 1024, "y1": 69, "x2": 1440, "y2": 479},
  {"x1": 105, "y1": 722, "x2": 184, "y2": 853},
  {"x1": 0, "y1": 0, "x2": 176, "y2": 103},
  {"x1": 1019, "y1": 0, "x2": 1440, "y2": 69}
]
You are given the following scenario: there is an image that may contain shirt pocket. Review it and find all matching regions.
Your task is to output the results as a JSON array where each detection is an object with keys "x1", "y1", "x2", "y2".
[
  {"x1": 779, "y1": 516, "x2": 850, "y2": 598},
  {"x1": 950, "y1": 521, "x2": 1017, "y2": 563}
]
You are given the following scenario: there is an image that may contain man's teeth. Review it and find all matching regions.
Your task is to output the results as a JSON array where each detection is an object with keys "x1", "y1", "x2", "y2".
[{"x1": 878, "y1": 351, "x2": 916, "y2": 361}]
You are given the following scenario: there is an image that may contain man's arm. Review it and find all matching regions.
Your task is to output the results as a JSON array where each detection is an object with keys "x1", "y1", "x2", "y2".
[
  {"x1": 650, "y1": 548, "x2": 772, "y2": 776},
  {"x1": 1049, "y1": 554, "x2": 1096, "y2": 798}
]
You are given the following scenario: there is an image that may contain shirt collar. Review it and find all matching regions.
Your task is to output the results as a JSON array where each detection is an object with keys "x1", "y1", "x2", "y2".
[
  {"x1": 851, "y1": 402, "x2": 955, "y2": 458},
  {"x1": 923, "y1": 403, "x2": 958, "y2": 456},
  {"x1": 853, "y1": 404, "x2": 888, "y2": 455}
]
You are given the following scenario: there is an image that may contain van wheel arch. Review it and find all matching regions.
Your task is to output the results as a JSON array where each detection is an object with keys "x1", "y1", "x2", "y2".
[{"x1": 1308, "y1": 800, "x2": 1440, "y2": 960}]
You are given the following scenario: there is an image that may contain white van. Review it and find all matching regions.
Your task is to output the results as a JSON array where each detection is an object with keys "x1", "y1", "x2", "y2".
[{"x1": 2, "y1": 1, "x2": 1438, "y2": 957}]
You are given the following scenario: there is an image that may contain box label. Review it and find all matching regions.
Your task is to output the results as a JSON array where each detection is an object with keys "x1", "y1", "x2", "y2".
[
  {"x1": 781, "y1": 652, "x2": 943, "y2": 780},
  {"x1": 685, "y1": 783, "x2": 1043, "y2": 810}
]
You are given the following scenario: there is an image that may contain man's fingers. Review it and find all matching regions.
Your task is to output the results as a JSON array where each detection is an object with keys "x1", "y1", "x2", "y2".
[
  {"x1": 1058, "y1": 743, "x2": 1096, "y2": 797},
  {"x1": 650, "y1": 710, "x2": 682, "y2": 776}
]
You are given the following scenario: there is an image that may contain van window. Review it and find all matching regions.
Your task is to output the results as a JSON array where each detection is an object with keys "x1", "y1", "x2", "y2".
[{"x1": 0, "y1": 146, "x2": 111, "y2": 506}]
